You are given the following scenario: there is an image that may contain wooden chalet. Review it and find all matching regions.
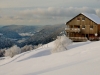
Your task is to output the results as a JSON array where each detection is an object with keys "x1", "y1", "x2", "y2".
[{"x1": 65, "y1": 13, "x2": 100, "y2": 41}]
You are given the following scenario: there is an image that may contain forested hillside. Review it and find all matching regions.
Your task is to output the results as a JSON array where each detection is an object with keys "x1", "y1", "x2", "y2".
[
  {"x1": 0, "y1": 24, "x2": 66, "y2": 49},
  {"x1": 0, "y1": 37, "x2": 14, "y2": 49},
  {"x1": 23, "y1": 24, "x2": 66, "y2": 46}
]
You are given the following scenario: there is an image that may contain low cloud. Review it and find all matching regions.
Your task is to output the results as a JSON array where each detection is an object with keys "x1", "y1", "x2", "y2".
[
  {"x1": 96, "y1": 0, "x2": 100, "y2": 1},
  {"x1": 0, "y1": 7, "x2": 99, "y2": 25},
  {"x1": 96, "y1": 9, "x2": 100, "y2": 17},
  {"x1": 19, "y1": 7, "x2": 96, "y2": 18}
]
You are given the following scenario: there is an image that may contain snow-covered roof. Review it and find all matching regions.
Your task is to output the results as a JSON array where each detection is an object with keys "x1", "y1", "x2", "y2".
[{"x1": 82, "y1": 13, "x2": 100, "y2": 24}]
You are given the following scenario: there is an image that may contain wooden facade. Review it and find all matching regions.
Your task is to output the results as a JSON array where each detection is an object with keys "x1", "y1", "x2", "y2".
[{"x1": 66, "y1": 13, "x2": 100, "y2": 41}]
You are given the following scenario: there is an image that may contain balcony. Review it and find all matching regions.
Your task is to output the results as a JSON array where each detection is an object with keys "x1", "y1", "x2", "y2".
[
  {"x1": 69, "y1": 37, "x2": 88, "y2": 41},
  {"x1": 65, "y1": 28, "x2": 80, "y2": 32}
]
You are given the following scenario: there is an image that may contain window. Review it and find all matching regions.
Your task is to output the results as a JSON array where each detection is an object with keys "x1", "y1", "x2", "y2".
[
  {"x1": 90, "y1": 25, "x2": 93, "y2": 28},
  {"x1": 77, "y1": 26, "x2": 80, "y2": 28},
  {"x1": 90, "y1": 25, "x2": 93, "y2": 30},
  {"x1": 82, "y1": 17, "x2": 85, "y2": 21},
  {"x1": 82, "y1": 25, "x2": 85, "y2": 29},
  {"x1": 77, "y1": 17, "x2": 80, "y2": 20},
  {"x1": 82, "y1": 25, "x2": 85, "y2": 28}
]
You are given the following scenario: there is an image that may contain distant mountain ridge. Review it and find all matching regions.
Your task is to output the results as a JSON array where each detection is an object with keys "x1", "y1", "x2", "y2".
[
  {"x1": 0, "y1": 25, "x2": 43, "y2": 33},
  {"x1": 0, "y1": 25, "x2": 44, "y2": 39},
  {"x1": 0, "y1": 24, "x2": 66, "y2": 48},
  {"x1": 0, "y1": 29, "x2": 22, "y2": 39},
  {"x1": 24, "y1": 24, "x2": 66, "y2": 46}
]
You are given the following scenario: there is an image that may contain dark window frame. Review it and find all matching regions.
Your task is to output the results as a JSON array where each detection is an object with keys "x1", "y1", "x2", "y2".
[
  {"x1": 82, "y1": 25, "x2": 85, "y2": 28},
  {"x1": 82, "y1": 17, "x2": 85, "y2": 21},
  {"x1": 77, "y1": 17, "x2": 81, "y2": 20},
  {"x1": 90, "y1": 25, "x2": 93, "y2": 28}
]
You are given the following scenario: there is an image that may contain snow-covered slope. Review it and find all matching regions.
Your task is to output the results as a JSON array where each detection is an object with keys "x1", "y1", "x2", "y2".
[{"x1": 0, "y1": 41, "x2": 100, "y2": 75}]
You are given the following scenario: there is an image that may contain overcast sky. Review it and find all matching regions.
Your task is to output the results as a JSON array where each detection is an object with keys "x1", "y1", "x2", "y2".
[{"x1": 0, "y1": 0, "x2": 100, "y2": 25}]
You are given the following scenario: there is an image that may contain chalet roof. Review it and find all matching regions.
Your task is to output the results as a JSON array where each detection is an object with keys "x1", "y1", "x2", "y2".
[
  {"x1": 66, "y1": 13, "x2": 100, "y2": 24},
  {"x1": 82, "y1": 13, "x2": 100, "y2": 24}
]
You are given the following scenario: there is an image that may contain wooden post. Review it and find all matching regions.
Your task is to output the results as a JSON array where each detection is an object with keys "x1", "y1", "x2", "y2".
[{"x1": 88, "y1": 25, "x2": 90, "y2": 40}]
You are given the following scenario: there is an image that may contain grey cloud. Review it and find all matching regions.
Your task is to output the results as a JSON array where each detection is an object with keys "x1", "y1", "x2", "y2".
[
  {"x1": 8, "y1": 16, "x2": 15, "y2": 19},
  {"x1": 96, "y1": 9, "x2": 100, "y2": 17},
  {"x1": 0, "y1": 15, "x2": 1, "y2": 17},
  {"x1": 0, "y1": 7, "x2": 98, "y2": 25},
  {"x1": 18, "y1": 7, "x2": 96, "y2": 19},
  {"x1": 96, "y1": 0, "x2": 100, "y2": 1}
]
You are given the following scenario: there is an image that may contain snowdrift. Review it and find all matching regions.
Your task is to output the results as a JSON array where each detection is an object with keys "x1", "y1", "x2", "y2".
[{"x1": 0, "y1": 41, "x2": 100, "y2": 75}]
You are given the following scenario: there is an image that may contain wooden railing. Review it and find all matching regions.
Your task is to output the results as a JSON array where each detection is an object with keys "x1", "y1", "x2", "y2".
[
  {"x1": 89, "y1": 37, "x2": 99, "y2": 41},
  {"x1": 65, "y1": 28, "x2": 80, "y2": 32},
  {"x1": 69, "y1": 37, "x2": 88, "y2": 41}
]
